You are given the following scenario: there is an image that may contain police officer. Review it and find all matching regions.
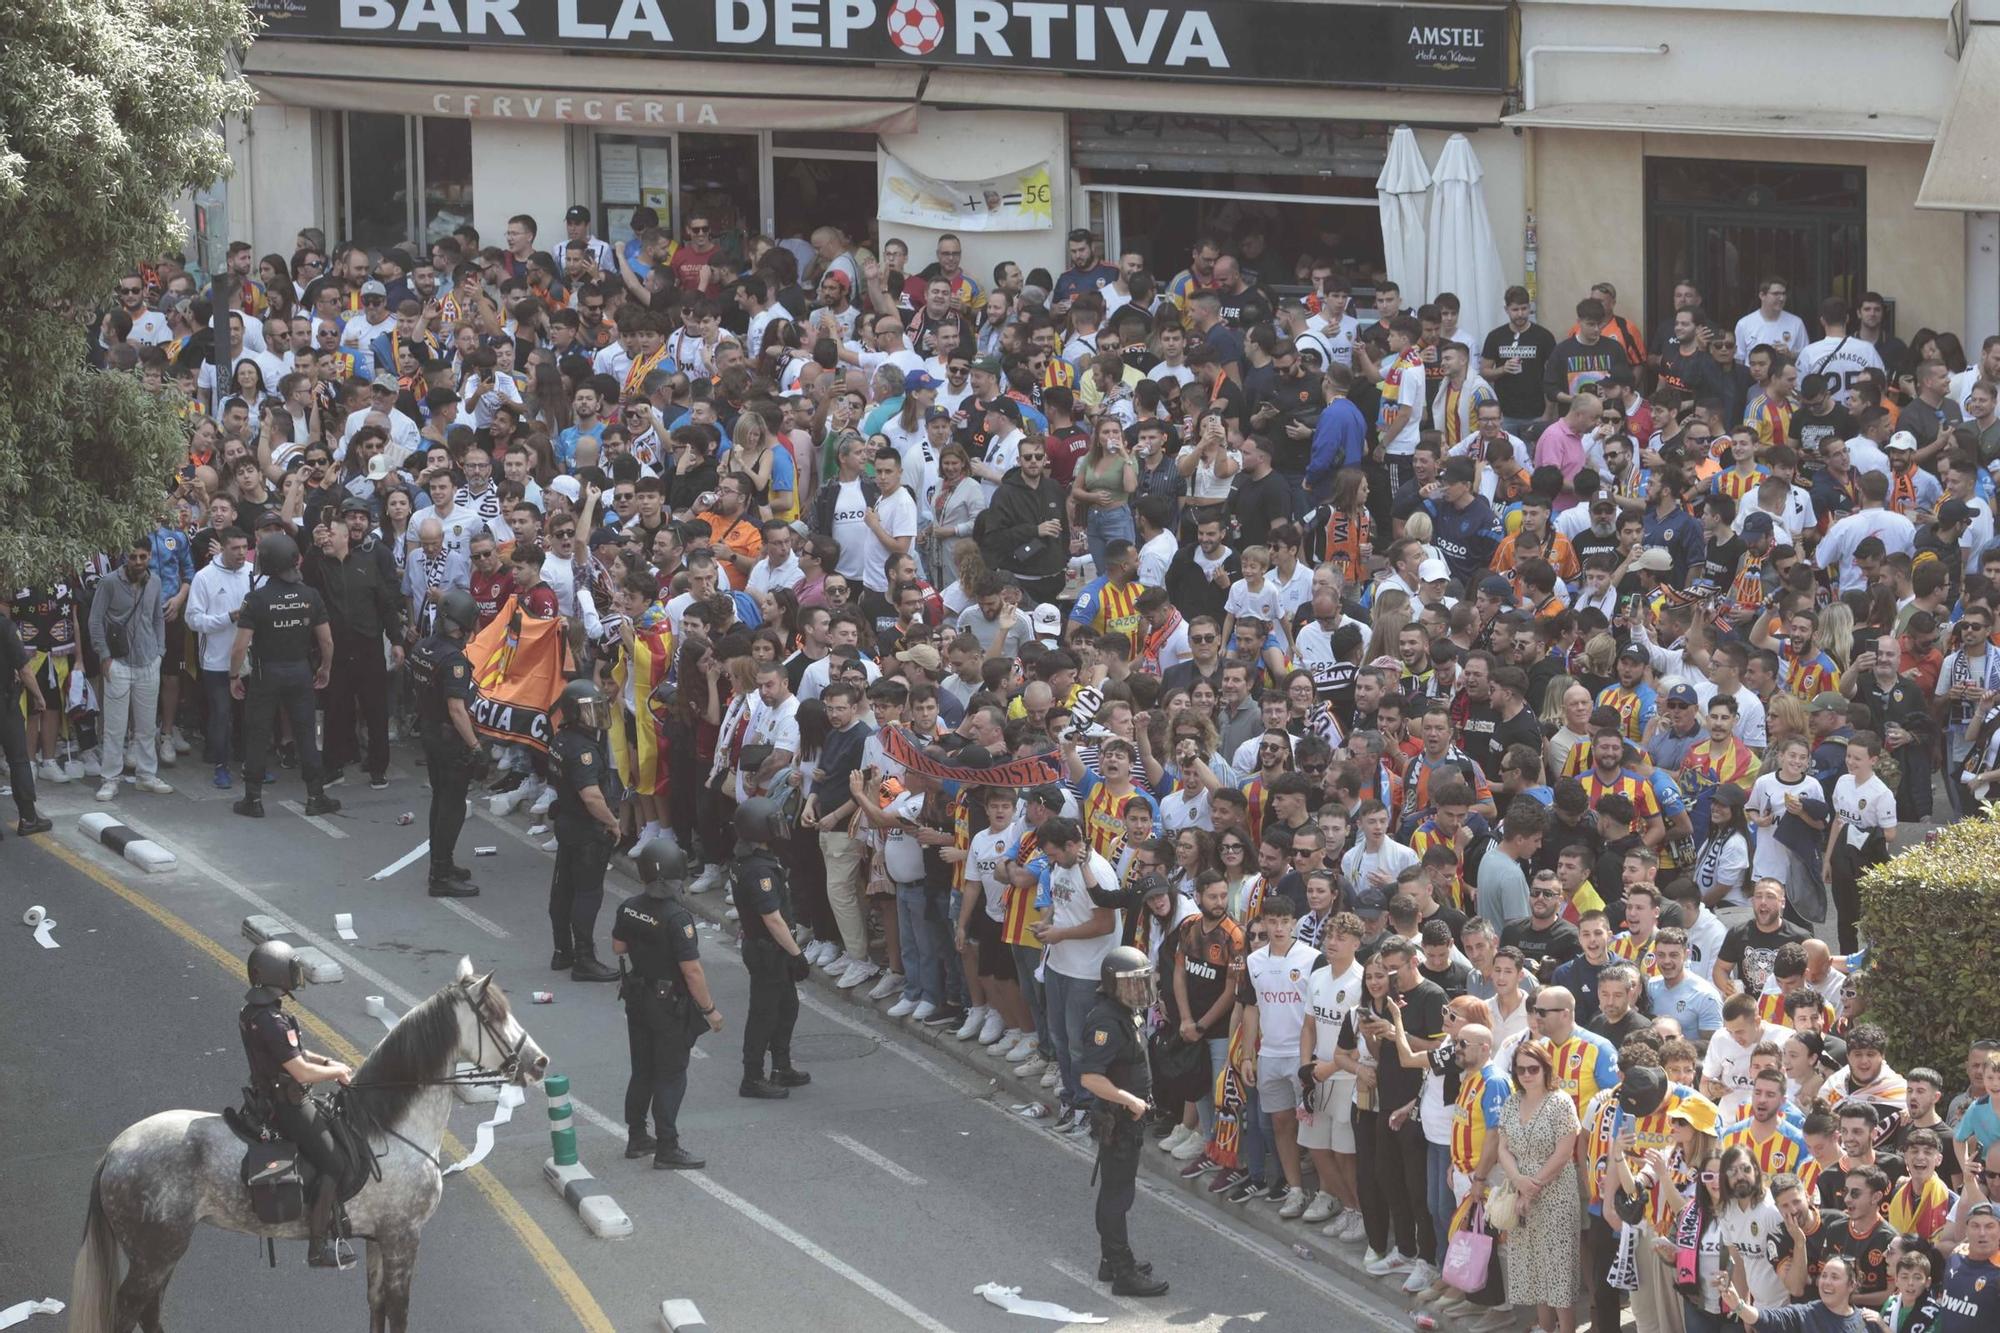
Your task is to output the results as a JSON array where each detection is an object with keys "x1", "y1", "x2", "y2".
[
  {"x1": 228, "y1": 533, "x2": 339, "y2": 820},
  {"x1": 406, "y1": 587, "x2": 484, "y2": 897},
  {"x1": 548, "y1": 679, "x2": 622, "y2": 982},
  {"x1": 239, "y1": 940, "x2": 356, "y2": 1270},
  {"x1": 730, "y1": 797, "x2": 812, "y2": 1100},
  {"x1": 611, "y1": 838, "x2": 723, "y2": 1169},
  {"x1": 0, "y1": 601, "x2": 53, "y2": 837},
  {"x1": 1079, "y1": 941, "x2": 1172, "y2": 1297}
]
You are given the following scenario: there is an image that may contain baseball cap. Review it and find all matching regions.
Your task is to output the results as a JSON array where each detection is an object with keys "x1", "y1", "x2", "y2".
[
  {"x1": 1966, "y1": 1201, "x2": 1998, "y2": 1220},
  {"x1": 1617, "y1": 643, "x2": 1649, "y2": 664},
  {"x1": 1887, "y1": 430, "x2": 1919, "y2": 453},
  {"x1": 1030, "y1": 604, "x2": 1062, "y2": 642},
  {"x1": 1741, "y1": 511, "x2": 1775, "y2": 540},
  {"x1": 1352, "y1": 885, "x2": 1389, "y2": 916},
  {"x1": 1810, "y1": 691, "x2": 1848, "y2": 715},
  {"x1": 821, "y1": 270, "x2": 851, "y2": 292},
  {"x1": 360, "y1": 279, "x2": 388, "y2": 299},
  {"x1": 1634, "y1": 548, "x2": 1674, "y2": 573},
  {"x1": 1136, "y1": 874, "x2": 1174, "y2": 902},
  {"x1": 547, "y1": 475, "x2": 582, "y2": 503},
  {"x1": 1938, "y1": 498, "x2": 1975, "y2": 528},
  {"x1": 1664, "y1": 683, "x2": 1698, "y2": 707},
  {"x1": 903, "y1": 367, "x2": 941, "y2": 393},
  {"x1": 923, "y1": 406, "x2": 952, "y2": 424},
  {"x1": 894, "y1": 645, "x2": 942, "y2": 672},
  {"x1": 1477, "y1": 574, "x2": 1514, "y2": 600},
  {"x1": 1418, "y1": 557, "x2": 1451, "y2": 583},
  {"x1": 364, "y1": 454, "x2": 395, "y2": 482},
  {"x1": 1712, "y1": 783, "x2": 1748, "y2": 809},
  {"x1": 1615, "y1": 1066, "x2": 1668, "y2": 1117},
  {"x1": 253, "y1": 510, "x2": 288, "y2": 531},
  {"x1": 970, "y1": 355, "x2": 1003, "y2": 376},
  {"x1": 985, "y1": 396, "x2": 1022, "y2": 423},
  {"x1": 564, "y1": 204, "x2": 591, "y2": 224}
]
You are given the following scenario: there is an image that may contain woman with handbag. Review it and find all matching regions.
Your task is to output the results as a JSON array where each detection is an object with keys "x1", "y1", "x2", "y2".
[{"x1": 1495, "y1": 1037, "x2": 1584, "y2": 1332}]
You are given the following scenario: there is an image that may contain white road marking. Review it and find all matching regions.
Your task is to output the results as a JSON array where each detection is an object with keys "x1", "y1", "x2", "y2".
[
  {"x1": 824, "y1": 1132, "x2": 927, "y2": 1186},
  {"x1": 435, "y1": 897, "x2": 510, "y2": 938},
  {"x1": 280, "y1": 800, "x2": 347, "y2": 838},
  {"x1": 370, "y1": 841, "x2": 431, "y2": 881}
]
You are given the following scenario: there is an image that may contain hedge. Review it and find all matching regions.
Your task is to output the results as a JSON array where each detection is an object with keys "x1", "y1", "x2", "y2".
[{"x1": 1856, "y1": 815, "x2": 2000, "y2": 1080}]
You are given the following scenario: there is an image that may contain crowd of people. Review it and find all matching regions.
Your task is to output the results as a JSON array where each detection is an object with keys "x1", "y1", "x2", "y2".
[{"x1": 7, "y1": 203, "x2": 2000, "y2": 1332}]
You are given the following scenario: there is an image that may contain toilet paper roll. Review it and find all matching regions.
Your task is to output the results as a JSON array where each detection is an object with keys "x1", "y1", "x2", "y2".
[{"x1": 22, "y1": 906, "x2": 45, "y2": 928}]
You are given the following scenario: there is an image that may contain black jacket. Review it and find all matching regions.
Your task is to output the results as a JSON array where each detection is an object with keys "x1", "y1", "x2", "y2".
[
  {"x1": 810, "y1": 472, "x2": 881, "y2": 539},
  {"x1": 306, "y1": 544, "x2": 403, "y2": 643},
  {"x1": 979, "y1": 466, "x2": 1067, "y2": 578},
  {"x1": 1164, "y1": 543, "x2": 1240, "y2": 626}
]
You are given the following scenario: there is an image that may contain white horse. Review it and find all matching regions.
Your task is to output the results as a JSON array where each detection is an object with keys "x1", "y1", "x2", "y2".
[{"x1": 68, "y1": 958, "x2": 549, "y2": 1333}]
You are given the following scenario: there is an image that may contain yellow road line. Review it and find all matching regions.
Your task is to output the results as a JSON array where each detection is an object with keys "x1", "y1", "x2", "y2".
[{"x1": 35, "y1": 837, "x2": 617, "y2": 1333}]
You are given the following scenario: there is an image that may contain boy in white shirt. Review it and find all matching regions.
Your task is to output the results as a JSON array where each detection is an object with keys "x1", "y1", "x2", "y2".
[
  {"x1": 1238, "y1": 896, "x2": 1319, "y2": 1217},
  {"x1": 1824, "y1": 730, "x2": 1896, "y2": 954},
  {"x1": 1223, "y1": 544, "x2": 1285, "y2": 647},
  {"x1": 1341, "y1": 799, "x2": 1420, "y2": 897},
  {"x1": 1298, "y1": 909, "x2": 1368, "y2": 1235}
]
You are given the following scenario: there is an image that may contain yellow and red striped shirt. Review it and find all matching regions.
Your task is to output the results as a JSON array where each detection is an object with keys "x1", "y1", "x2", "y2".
[
  {"x1": 1721, "y1": 1116, "x2": 1808, "y2": 1178},
  {"x1": 1451, "y1": 1062, "x2": 1511, "y2": 1175},
  {"x1": 1611, "y1": 929, "x2": 1661, "y2": 978},
  {"x1": 1000, "y1": 827, "x2": 1046, "y2": 948},
  {"x1": 1550, "y1": 1030, "x2": 1621, "y2": 1116}
]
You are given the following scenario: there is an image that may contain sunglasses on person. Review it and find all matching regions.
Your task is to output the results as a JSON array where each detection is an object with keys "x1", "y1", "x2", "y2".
[
  {"x1": 1531, "y1": 1005, "x2": 1568, "y2": 1017},
  {"x1": 1530, "y1": 887, "x2": 1562, "y2": 899},
  {"x1": 1700, "y1": 1171, "x2": 1719, "y2": 1185},
  {"x1": 118, "y1": 283, "x2": 144, "y2": 295},
  {"x1": 687, "y1": 225, "x2": 709, "y2": 235},
  {"x1": 1190, "y1": 633, "x2": 1218, "y2": 643}
]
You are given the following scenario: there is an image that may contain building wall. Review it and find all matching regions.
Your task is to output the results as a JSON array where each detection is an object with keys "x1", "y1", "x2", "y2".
[
  {"x1": 245, "y1": 104, "x2": 323, "y2": 257},
  {"x1": 1531, "y1": 130, "x2": 1960, "y2": 334},
  {"x1": 876, "y1": 108, "x2": 1069, "y2": 285},
  {"x1": 468, "y1": 120, "x2": 574, "y2": 250}
]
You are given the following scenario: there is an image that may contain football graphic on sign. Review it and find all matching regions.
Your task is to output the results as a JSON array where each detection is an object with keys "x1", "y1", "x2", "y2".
[{"x1": 887, "y1": 0, "x2": 945, "y2": 55}]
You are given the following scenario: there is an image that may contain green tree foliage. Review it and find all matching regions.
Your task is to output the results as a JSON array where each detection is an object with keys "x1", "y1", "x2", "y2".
[
  {"x1": 1857, "y1": 816, "x2": 2000, "y2": 1080},
  {"x1": 0, "y1": 0, "x2": 255, "y2": 582}
]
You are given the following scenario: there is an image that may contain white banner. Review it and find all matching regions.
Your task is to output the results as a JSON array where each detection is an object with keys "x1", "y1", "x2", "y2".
[{"x1": 878, "y1": 153, "x2": 1055, "y2": 232}]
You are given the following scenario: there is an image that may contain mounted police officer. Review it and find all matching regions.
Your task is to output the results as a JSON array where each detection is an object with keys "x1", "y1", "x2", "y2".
[
  {"x1": 1079, "y1": 942, "x2": 1171, "y2": 1298},
  {"x1": 239, "y1": 940, "x2": 356, "y2": 1270},
  {"x1": 229, "y1": 532, "x2": 339, "y2": 821},
  {"x1": 548, "y1": 679, "x2": 622, "y2": 982},
  {"x1": 730, "y1": 797, "x2": 812, "y2": 1100},
  {"x1": 406, "y1": 587, "x2": 484, "y2": 897},
  {"x1": 612, "y1": 838, "x2": 723, "y2": 1169}
]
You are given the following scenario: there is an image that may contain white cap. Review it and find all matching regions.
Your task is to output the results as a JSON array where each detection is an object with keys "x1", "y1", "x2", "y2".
[
  {"x1": 1418, "y1": 557, "x2": 1451, "y2": 582},
  {"x1": 365, "y1": 454, "x2": 394, "y2": 481},
  {"x1": 1030, "y1": 604, "x2": 1062, "y2": 640},
  {"x1": 547, "y1": 475, "x2": 582, "y2": 502},
  {"x1": 1886, "y1": 430, "x2": 1919, "y2": 452}
]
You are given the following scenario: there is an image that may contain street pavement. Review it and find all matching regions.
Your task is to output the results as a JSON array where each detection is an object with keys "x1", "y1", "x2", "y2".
[{"x1": 0, "y1": 748, "x2": 1416, "y2": 1333}]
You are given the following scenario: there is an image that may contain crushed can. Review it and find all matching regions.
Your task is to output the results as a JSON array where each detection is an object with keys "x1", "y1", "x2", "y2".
[
  {"x1": 474, "y1": 846, "x2": 498, "y2": 857},
  {"x1": 532, "y1": 992, "x2": 554, "y2": 1004},
  {"x1": 396, "y1": 812, "x2": 414, "y2": 826}
]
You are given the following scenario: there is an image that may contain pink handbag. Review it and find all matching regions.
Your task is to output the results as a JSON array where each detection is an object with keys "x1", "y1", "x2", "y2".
[{"x1": 1441, "y1": 1204, "x2": 1495, "y2": 1292}]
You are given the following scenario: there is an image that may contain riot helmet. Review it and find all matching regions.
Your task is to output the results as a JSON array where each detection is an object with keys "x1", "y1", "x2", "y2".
[
  {"x1": 552, "y1": 678, "x2": 605, "y2": 731},
  {"x1": 256, "y1": 532, "x2": 300, "y2": 579},
  {"x1": 733, "y1": 796, "x2": 785, "y2": 846},
  {"x1": 1098, "y1": 945, "x2": 1156, "y2": 1012},
  {"x1": 247, "y1": 940, "x2": 305, "y2": 999},
  {"x1": 635, "y1": 837, "x2": 690, "y2": 896},
  {"x1": 436, "y1": 588, "x2": 478, "y2": 636}
]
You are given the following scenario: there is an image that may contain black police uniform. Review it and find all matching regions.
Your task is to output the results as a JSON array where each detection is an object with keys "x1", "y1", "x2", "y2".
[
  {"x1": 548, "y1": 725, "x2": 616, "y2": 964},
  {"x1": 0, "y1": 611, "x2": 46, "y2": 832},
  {"x1": 731, "y1": 844, "x2": 803, "y2": 1084},
  {"x1": 239, "y1": 992, "x2": 345, "y2": 1249},
  {"x1": 1078, "y1": 991, "x2": 1152, "y2": 1271},
  {"x1": 612, "y1": 893, "x2": 704, "y2": 1153},
  {"x1": 239, "y1": 576, "x2": 330, "y2": 801},
  {"x1": 408, "y1": 630, "x2": 477, "y2": 881}
]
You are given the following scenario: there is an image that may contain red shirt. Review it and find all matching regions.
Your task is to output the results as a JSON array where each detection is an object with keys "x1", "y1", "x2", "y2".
[
  {"x1": 672, "y1": 245, "x2": 720, "y2": 293},
  {"x1": 517, "y1": 582, "x2": 560, "y2": 619},
  {"x1": 470, "y1": 568, "x2": 516, "y2": 629},
  {"x1": 1045, "y1": 426, "x2": 1089, "y2": 487}
]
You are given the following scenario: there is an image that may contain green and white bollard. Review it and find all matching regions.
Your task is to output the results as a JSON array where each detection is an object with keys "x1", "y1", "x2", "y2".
[{"x1": 545, "y1": 1073, "x2": 578, "y2": 1166}]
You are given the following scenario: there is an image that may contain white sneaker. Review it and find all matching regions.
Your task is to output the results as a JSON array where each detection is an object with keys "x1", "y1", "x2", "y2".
[
  {"x1": 530, "y1": 787, "x2": 557, "y2": 817},
  {"x1": 171, "y1": 726, "x2": 190, "y2": 754},
  {"x1": 134, "y1": 775, "x2": 173, "y2": 795},
  {"x1": 689, "y1": 864, "x2": 723, "y2": 894},
  {"x1": 1013, "y1": 1055, "x2": 1047, "y2": 1077},
  {"x1": 1340, "y1": 1211, "x2": 1368, "y2": 1243},
  {"x1": 1277, "y1": 1186, "x2": 1308, "y2": 1219},
  {"x1": 978, "y1": 1011, "x2": 1007, "y2": 1045},
  {"x1": 993, "y1": 1032, "x2": 1028, "y2": 1059},
  {"x1": 1402, "y1": 1261, "x2": 1439, "y2": 1294},
  {"x1": 39, "y1": 759, "x2": 71, "y2": 785},
  {"x1": 886, "y1": 996, "x2": 918, "y2": 1018},
  {"x1": 1302, "y1": 1191, "x2": 1339, "y2": 1224},
  {"x1": 838, "y1": 961, "x2": 880, "y2": 990},
  {"x1": 1039, "y1": 1065, "x2": 1061, "y2": 1090},
  {"x1": 1361, "y1": 1248, "x2": 1387, "y2": 1271},
  {"x1": 1466, "y1": 1308, "x2": 1521, "y2": 1333},
  {"x1": 954, "y1": 1006, "x2": 988, "y2": 1040},
  {"x1": 723, "y1": 905, "x2": 738, "y2": 921},
  {"x1": 1171, "y1": 1133, "x2": 1208, "y2": 1161},
  {"x1": 909, "y1": 1001, "x2": 937, "y2": 1023},
  {"x1": 155, "y1": 735, "x2": 177, "y2": 768},
  {"x1": 62, "y1": 757, "x2": 89, "y2": 782},
  {"x1": 807, "y1": 941, "x2": 835, "y2": 966},
  {"x1": 488, "y1": 789, "x2": 522, "y2": 817},
  {"x1": 94, "y1": 779, "x2": 119, "y2": 802},
  {"x1": 1364, "y1": 1250, "x2": 1410, "y2": 1277},
  {"x1": 866, "y1": 971, "x2": 904, "y2": 1002},
  {"x1": 1158, "y1": 1124, "x2": 1192, "y2": 1153},
  {"x1": 540, "y1": 836, "x2": 559, "y2": 852}
]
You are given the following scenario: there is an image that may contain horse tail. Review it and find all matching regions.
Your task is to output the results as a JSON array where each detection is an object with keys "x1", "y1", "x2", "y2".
[{"x1": 69, "y1": 1160, "x2": 120, "y2": 1333}]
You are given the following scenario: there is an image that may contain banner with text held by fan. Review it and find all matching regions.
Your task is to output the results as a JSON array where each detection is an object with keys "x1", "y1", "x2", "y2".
[
  {"x1": 879, "y1": 153, "x2": 1054, "y2": 232},
  {"x1": 466, "y1": 597, "x2": 574, "y2": 754}
]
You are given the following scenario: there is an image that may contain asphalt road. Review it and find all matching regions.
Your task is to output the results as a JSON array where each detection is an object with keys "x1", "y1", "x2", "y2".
[{"x1": 1, "y1": 750, "x2": 1418, "y2": 1333}]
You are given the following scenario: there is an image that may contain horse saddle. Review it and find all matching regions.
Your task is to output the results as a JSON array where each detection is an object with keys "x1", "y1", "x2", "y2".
[{"x1": 227, "y1": 1089, "x2": 369, "y2": 1223}]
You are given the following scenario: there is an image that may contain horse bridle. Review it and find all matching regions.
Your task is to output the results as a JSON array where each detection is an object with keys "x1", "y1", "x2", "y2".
[{"x1": 456, "y1": 976, "x2": 528, "y2": 1083}]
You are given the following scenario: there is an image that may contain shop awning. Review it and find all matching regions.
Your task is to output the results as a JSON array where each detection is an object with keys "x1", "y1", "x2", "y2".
[
  {"x1": 1918, "y1": 25, "x2": 2000, "y2": 211},
  {"x1": 243, "y1": 41, "x2": 922, "y2": 133},
  {"x1": 1502, "y1": 102, "x2": 1936, "y2": 144},
  {"x1": 922, "y1": 70, "x2": 1505, "y2": 127}
]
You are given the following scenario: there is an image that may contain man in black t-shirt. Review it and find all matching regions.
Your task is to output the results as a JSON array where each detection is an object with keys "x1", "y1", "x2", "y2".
[
  {"x1": 1365, "y1": 938, "x2": 1448, "y2": 1268},
  {"x1": 1480, "y1": 286, "x2": 1558, "y2": 430},
  {"x1": 1770, "y1": 1172, "x2": 1845, "y2": 1295},
  {"x1": 1819, "y1": 1164, "x2": 1900, "y2": 1305},
  {"x1": 1501, "y1": 870, "x2": 1583, "y2": 975},
  {"x1": 1712, "y1": 878, "x2": 1808, "y2": 996}
]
